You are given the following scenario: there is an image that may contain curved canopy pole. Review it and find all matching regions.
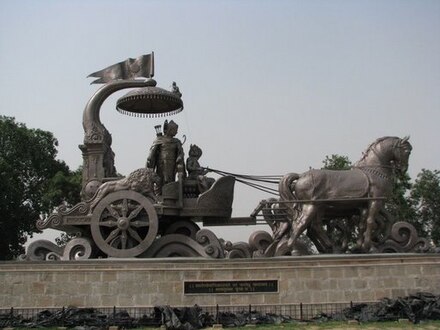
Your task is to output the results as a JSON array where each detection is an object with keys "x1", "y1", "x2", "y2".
[
  {"x1": 80, "y1": 79, "x2": 155, "y2": 200},
  {"x1": 82, "y1": 79, "x2": 155, "y2": 144}
]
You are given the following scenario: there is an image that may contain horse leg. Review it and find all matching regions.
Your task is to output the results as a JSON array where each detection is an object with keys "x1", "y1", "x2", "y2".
[
  {"x1": 308, "y1": 226, "x2": 334, "y2": 253},
  {"x1": 308, "y1": 212, "x2": 334, "y2": 253},
  {"x1": 287, "y1": 204, "x2": 318, "y2": 254},
  {"x1": 362, "y1": 201, "x2": 382, "y2": 251},
  {"x1": 307, "y1": 226, "x2": 325, "y2": 253},
  {"x1": 356, "y1": 208, "x2": 368, "y2": 249}
]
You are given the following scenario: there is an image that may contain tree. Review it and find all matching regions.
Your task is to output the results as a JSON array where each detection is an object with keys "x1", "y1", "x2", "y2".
[
  {"x1": 409, "y1": 169, "x2": 440, "y2": 245},
  {"x1": 0, "y1": 116, "x2": 80, "y2": 259},
  {"x1": 322, "y1": 154, "x2": 352, "y2": 170},
  {"x1": 44, "y1": 168, "x2": 83, "y2": 248},
  {"x1": 41, "y1": 167, "x2": 82, "y2": 212},
  {"x1": 385, "y1": 172, "x2": 415, "y2": 228}
]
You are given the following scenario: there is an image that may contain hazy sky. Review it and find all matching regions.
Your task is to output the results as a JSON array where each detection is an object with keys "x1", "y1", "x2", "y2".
[{"x1": 1, "y1": 0, "x2": 439, "y2": 243}]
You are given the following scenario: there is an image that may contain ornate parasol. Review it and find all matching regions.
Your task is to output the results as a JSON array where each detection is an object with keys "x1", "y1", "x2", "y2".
[{"x1": 116, "y1": 79, "x2": 183, "y2": 118}]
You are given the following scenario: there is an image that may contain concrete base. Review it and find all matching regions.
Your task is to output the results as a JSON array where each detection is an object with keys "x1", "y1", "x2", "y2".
[{"x1": 1, "y1": 254, "x2": 439, "y2": 308}]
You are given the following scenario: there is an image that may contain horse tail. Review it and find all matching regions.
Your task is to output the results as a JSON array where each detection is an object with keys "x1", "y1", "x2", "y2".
[
  {"x1": 279, "y1": 172, "x2": 300, "y2": 201},
  {"x1": 262, "y1": 197, "x2": 279, "y2": 229},
  {"x1": 279, "y1": 173, "x2": 301, "y2": 221}
]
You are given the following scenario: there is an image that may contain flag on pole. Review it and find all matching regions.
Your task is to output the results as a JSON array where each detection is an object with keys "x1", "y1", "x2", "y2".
[{"x1": 87, "y1": 52, "x2": 154, "y2": 84}]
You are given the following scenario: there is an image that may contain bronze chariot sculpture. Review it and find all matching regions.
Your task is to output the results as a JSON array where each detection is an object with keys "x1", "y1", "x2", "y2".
[{"x1": 24, "y1": 54, "x2": 431, "y2": 261}]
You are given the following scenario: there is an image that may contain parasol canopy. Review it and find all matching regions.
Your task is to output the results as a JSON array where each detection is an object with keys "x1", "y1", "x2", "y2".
[{"x1": 116, "y1": 79, "x2": 183, "y2": 118}]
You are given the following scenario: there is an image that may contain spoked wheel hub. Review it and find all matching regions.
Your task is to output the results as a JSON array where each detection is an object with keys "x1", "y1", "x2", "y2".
[
  {"x1": 117, "y1": 217, "x2": 130, "y2": 230},
  {"x1": 91, "y1": 190, "x2": 158, "y2": 258}
]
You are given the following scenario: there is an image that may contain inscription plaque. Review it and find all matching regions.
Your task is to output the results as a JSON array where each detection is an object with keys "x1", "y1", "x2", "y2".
[{"x1": 184, "y1": 280, "x2": 278, "y2": 294}]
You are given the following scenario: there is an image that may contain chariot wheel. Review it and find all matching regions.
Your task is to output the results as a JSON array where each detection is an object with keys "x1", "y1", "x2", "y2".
[{"x1": 91, "y1": 191, "x2": 158, "y2": 258}]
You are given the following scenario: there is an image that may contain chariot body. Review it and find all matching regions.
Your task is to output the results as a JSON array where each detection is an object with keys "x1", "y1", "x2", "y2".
[{"x1": 39, "y1": 171, "x2": 237, "y2": 258}]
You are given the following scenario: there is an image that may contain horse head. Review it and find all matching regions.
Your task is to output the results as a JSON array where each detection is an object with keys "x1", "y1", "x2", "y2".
[
  {"x1": 392, "y1": 136, "x2": 412, "y2": 175},
  {"x1": 356, "y1": 136, "x2": 412, "y2": 175}
]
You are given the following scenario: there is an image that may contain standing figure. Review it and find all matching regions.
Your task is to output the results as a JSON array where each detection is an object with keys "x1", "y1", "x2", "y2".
[{"x1": 146, "y1": 120, "x2": 185, "y2": 188}]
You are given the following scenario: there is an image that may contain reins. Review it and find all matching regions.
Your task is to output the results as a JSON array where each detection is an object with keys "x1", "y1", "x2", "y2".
[{"x1": 202, "y1": 167, "x2": 282, "y2": 196}]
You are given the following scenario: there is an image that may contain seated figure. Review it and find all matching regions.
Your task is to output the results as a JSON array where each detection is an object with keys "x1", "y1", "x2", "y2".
[{"x1": 186, "y1": 144, "x2": 215, "y2": 193}]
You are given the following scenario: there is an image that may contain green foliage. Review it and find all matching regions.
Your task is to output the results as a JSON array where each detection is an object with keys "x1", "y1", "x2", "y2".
[
  {"x1": 322, "y1": 154, "x2": 352, "y2": 170},
  {"x1": 384, "y1": 170, "x2": 440, "y2": 246},
  {"x1": 0, "y1": 116, "x2": 81, "y2": 259},
  {"x1": 41, "y1": 167, "x2": 82, "y2": 211},
  {"x1": 385, "y1": 172, "x2": 415, "y2": 227},
  {"x1": 43, "y1": 167, "x2": 82, "y2": 248},
  {"x1": 55, "y1": 232, "x2": 77, "y2": 247},
  {"x1": 410, "y1": 169, "x2": 440, "y2": 245}
]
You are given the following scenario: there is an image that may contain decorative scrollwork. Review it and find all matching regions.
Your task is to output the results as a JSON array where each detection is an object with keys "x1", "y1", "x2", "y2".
[
  {"x1": 247, "y1": 229, "x2": 309, "y2": 257},
  {"x1": 248, "y1": 231, "x2": 273, "y2": 258},
  {"x1": 376, "y1": 221, "x2": 431, "y2": 253},
  {"x1": 224, "y1": 241, "x2": 253, "y2": 259},
  {"x1": 46, "y1": 252, "x2": 62, "y2": 261},
  {"x1": 196, "y1": 229, "x2": 224, "y2": 258},
  {"x1": 37, "y1": 202, "x2": 90, "y2": 230},
  {"x1": 36, "y1": 213, "x2": 61, "y2": 230},
  {"x1": 62, "y1": 237, "x2": 94, "y2": 260},
  {"x1": 84, "y1": 122, "x2": 105, "y2": 144},
  {"x1": 21, "y1": 238, "x2": 95, "y2": 261},
  {"x1": 58, "y1": 202, "x2": 89, "y2": 216},
  {"x1": 140, "y1": 234, "x2": 209, "y2": 258},
  {"x1": 21, "y1": 240, "x2": 63, "y2": 261},
  {"x1": 164, "y1": 220, "x2": 200, "y2": 240}
]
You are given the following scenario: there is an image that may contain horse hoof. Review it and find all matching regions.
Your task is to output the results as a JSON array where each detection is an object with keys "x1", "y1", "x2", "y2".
[
  {"x1": 369, "y1": 246, "x2": 378, "y2": 253},
  {"x1": 351, "y1": 247, "x2": 364, "y2": 254}
]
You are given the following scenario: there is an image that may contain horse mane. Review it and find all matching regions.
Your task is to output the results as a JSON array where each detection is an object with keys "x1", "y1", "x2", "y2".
[{"x1": 354, "y1": 136, "x2": 399, "y2": 166}]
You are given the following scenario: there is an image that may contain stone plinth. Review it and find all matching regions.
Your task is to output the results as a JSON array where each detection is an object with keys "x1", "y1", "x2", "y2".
[{"x1": 1, "y1": 254, "x2": 439, "y2": 308}]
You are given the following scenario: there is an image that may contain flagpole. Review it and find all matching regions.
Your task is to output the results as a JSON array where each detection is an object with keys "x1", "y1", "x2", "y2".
[{"x1": 150, "y1": 51, "x2": 155, "y2": 78}]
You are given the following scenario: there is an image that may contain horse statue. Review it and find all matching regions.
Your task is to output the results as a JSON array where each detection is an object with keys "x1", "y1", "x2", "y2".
[{"x1": 279, "y1": 136, "x2": 412, "y2": 254}]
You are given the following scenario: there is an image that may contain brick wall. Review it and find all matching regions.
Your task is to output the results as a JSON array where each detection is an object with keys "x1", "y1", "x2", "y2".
[{"x1": 1, "y1": 254, "x2": 439, "y2": 308}]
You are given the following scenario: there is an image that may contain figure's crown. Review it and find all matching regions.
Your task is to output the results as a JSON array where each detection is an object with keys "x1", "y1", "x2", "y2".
[
  {"x1": 168, "y1": 120, "x2": 179, "y2": 127},
  {"x1": 162, "y1": 119, "x2": 178, "y2": 135},
  {"x1": 189, "y1": 144, "x2": 202, "y2": 157}
]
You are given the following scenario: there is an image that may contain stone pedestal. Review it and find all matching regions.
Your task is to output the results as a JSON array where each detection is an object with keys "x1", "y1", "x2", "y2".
[{"x1": 1, "y1": 254, "x2": 439, "y2": 308}]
